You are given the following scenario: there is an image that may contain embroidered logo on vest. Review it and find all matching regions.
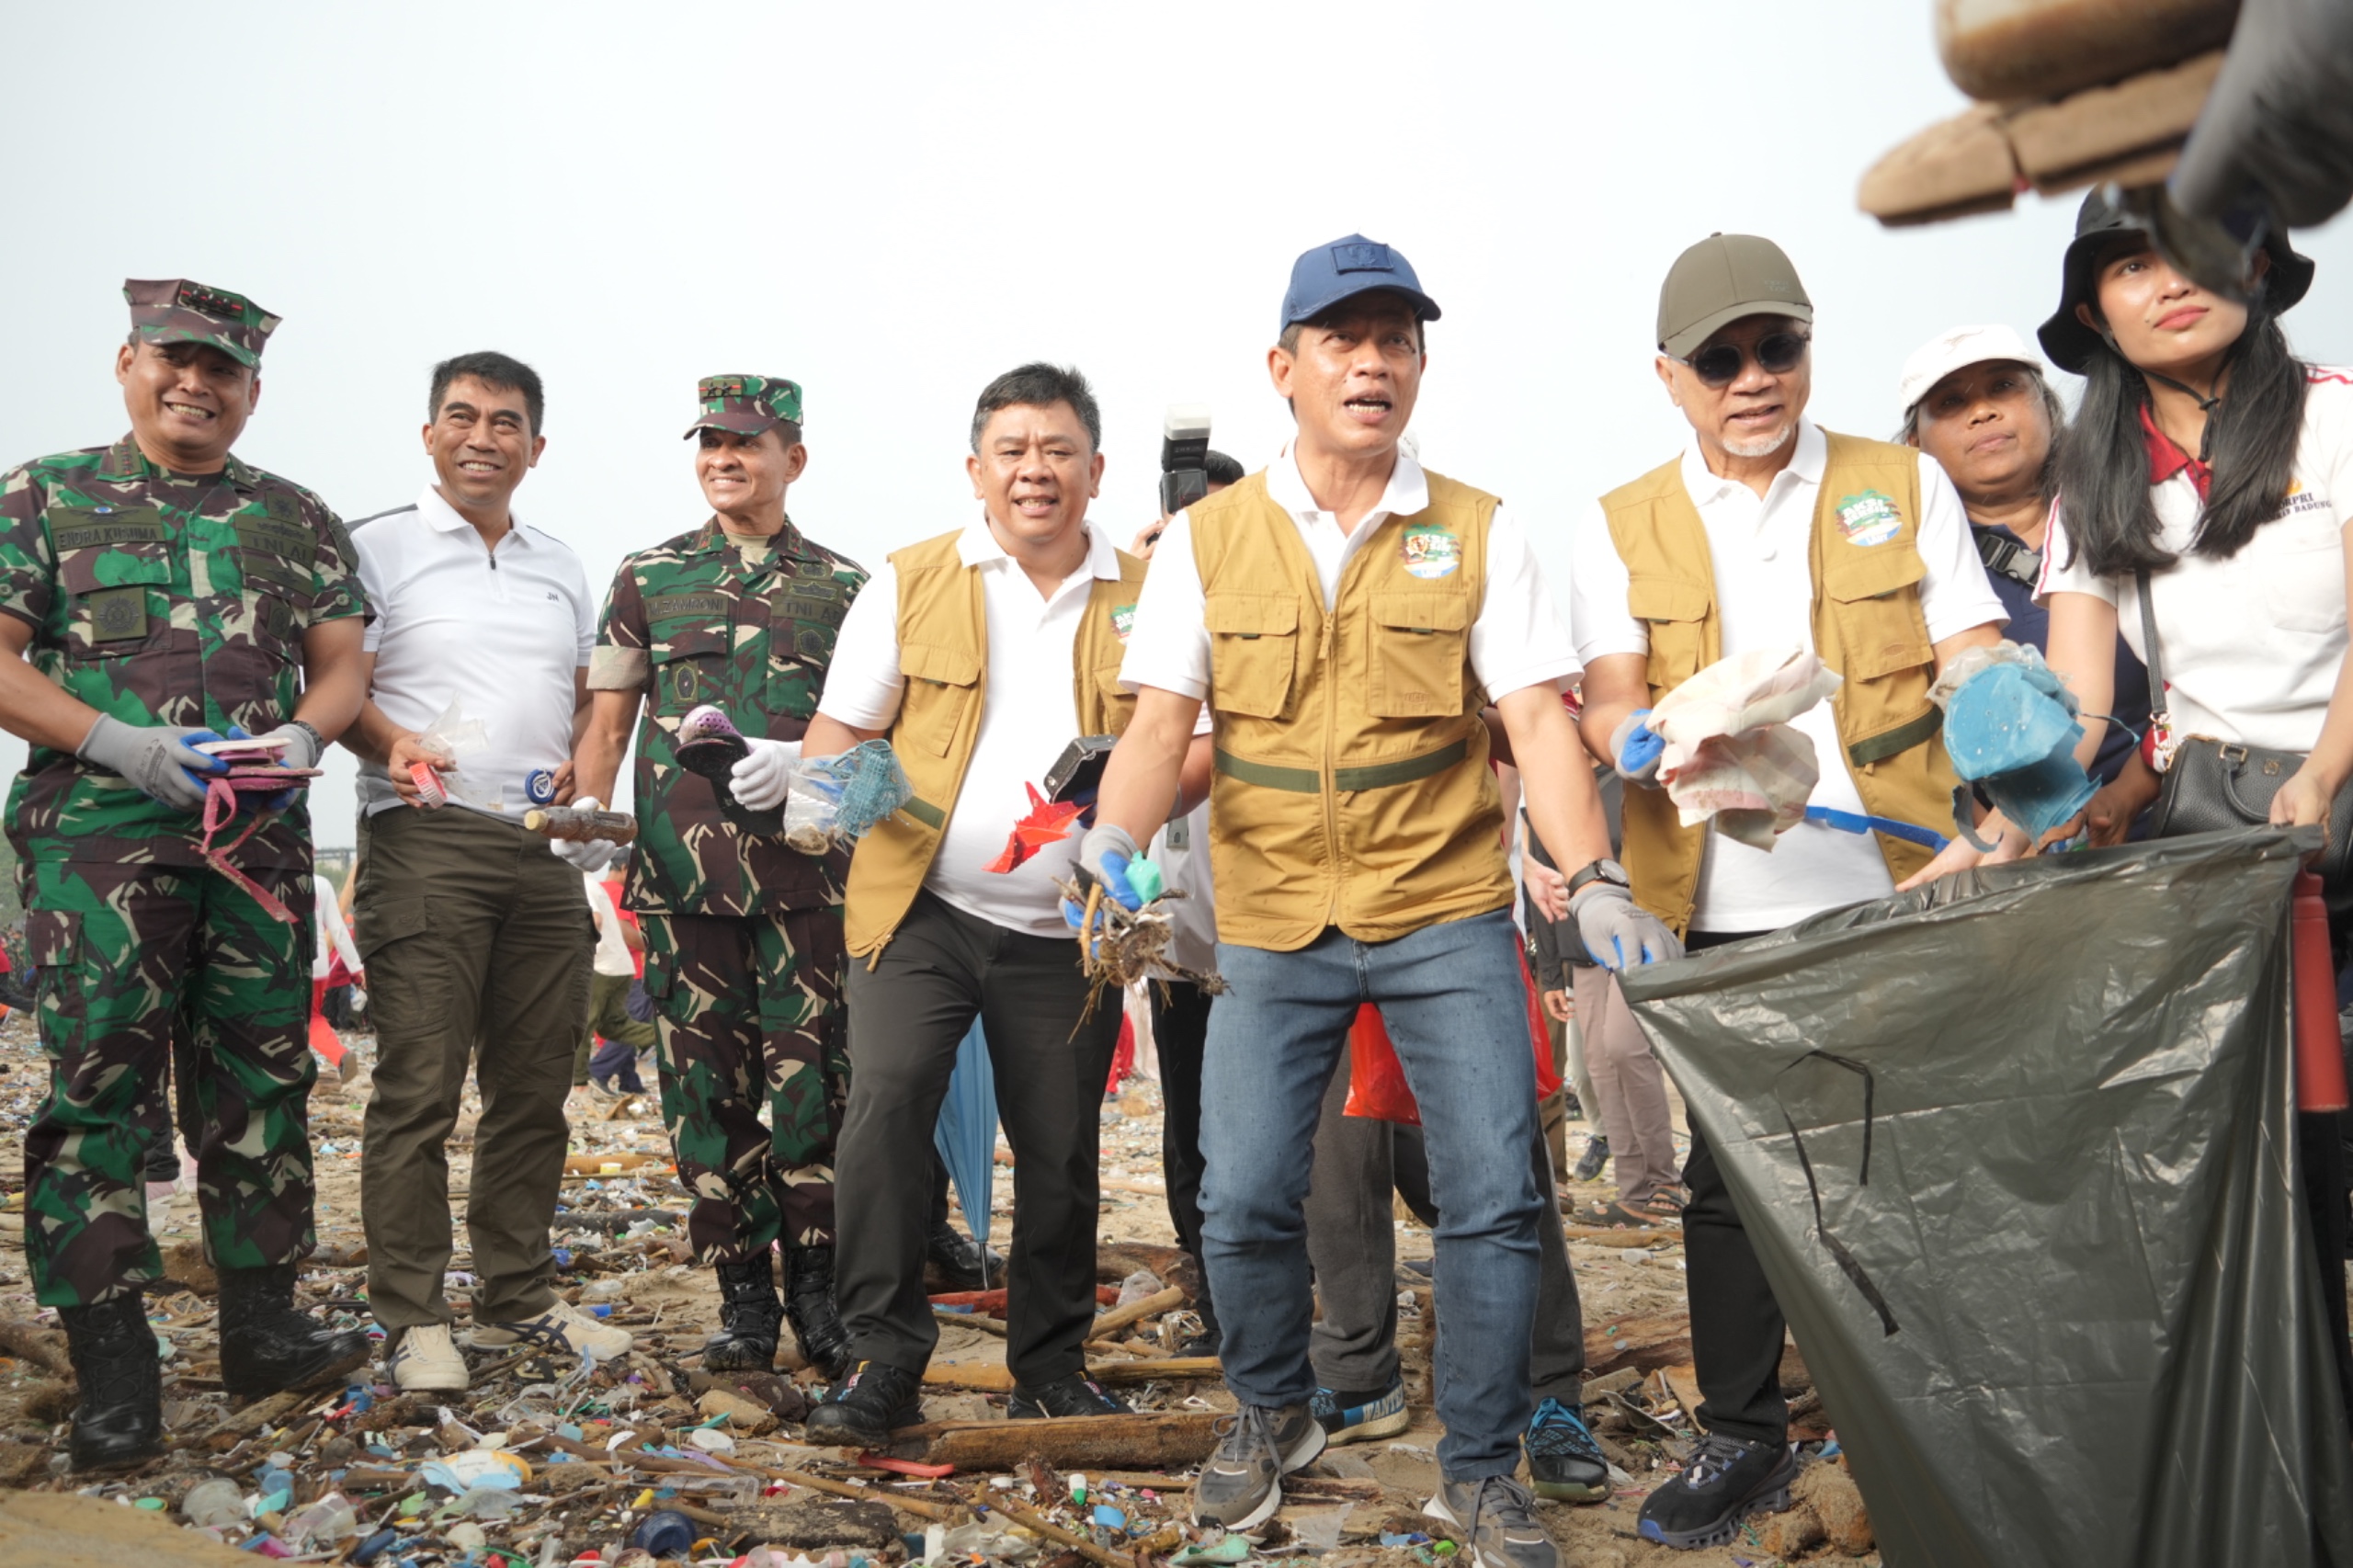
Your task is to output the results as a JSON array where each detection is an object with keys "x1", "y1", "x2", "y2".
[
  {"x1": 1400, "y1": 524, "x2": 1461, "y2": 579},
  {"x1": 1836, "y1": 490, "x2": 1903, "y2": 548},
  {"x1": 1111, "y1": 603, "x2": 1137, "y2": 642}
]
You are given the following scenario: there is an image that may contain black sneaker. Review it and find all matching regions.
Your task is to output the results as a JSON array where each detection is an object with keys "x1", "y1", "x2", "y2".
[
  {"x1": 1571, "y1": 1136, "x2": 1610, "y2": 1183},
  {"x1": 1311, "y1": 1379, "x2": 1412, "y2": 1445},
  {"x1": 926, "y1": 1219, "x2": 1003, "y2": 1290},
  {"x1": 1524, "y1": 1398, "x2": 1608, "y2": 1503},
  {"x1": 1173, "y1": 1327, "x2": 1222, "y2": 1358},
  {"x1": 1009, "y1": 1372, "x2": 1130, "y2": 1419},
  {"x1": 1635, "y1": 1431, "x2": 1798, "y2": 1551},
  {"x1": 803, "y1": 1360, "x2": 924, "y2": 1448},
  {"x1": 1190, "y1": 1403, "x2": 1325, "y2": 1528}
]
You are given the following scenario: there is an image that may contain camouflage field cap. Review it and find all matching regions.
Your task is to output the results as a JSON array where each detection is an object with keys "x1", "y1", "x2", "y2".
[
  {"x1": 684, "y1": 374, "x2": 804, "y2": 439},
  {"x1": 123, "y1": 278, "x2": 281, "y2": 369}
]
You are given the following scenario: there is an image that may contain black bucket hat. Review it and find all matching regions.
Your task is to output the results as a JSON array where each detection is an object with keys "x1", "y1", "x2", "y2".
[{"x1": 2038, "y1": 186, "x2": 2315, "y2": 373}]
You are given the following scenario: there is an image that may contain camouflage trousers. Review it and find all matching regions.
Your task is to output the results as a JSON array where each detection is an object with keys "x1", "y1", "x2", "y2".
[
  {"x1": 642, "y1": 906, "x2": 847, "y2": 1264},
  {"x1": 21, "y1": 858, "x2": 316, "y2": 1308}
]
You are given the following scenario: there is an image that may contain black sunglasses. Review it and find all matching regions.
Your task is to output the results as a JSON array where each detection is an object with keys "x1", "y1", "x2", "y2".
[{"x1": 1674, "y1": 331, "x2": 1811, "y2": 388}]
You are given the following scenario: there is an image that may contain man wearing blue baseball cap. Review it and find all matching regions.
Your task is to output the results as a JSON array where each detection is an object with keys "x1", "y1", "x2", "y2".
[{"x1": 1087, "y1": 236, "x2": 1679, "y2": 1567}]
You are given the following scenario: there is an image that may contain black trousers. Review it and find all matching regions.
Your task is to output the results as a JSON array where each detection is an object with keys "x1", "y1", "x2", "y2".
[
  {"x1": 835, "y1": 892, "x2": 1120, "y2": 1387},
  {"x1": 1151, "y1": 980, "x2": 1219, "y2": 1335}
]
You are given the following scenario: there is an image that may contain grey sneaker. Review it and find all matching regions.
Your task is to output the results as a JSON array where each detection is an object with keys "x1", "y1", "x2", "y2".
[
  {"x1": 1189, "y1": 1403, "x2": 1326, "y2": 1529},
  {"x1": 1425, "y1": 1474, "x2": 1560, "y2": 1568}
]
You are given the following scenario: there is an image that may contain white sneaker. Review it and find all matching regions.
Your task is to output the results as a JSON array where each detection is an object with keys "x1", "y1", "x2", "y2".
[
  {"x1": 387, "y1": 1323, "x2": 470, "y2": 1392},
  {"x1": 472, "y1": 1298, "x2": 633, "y2": 1361}
]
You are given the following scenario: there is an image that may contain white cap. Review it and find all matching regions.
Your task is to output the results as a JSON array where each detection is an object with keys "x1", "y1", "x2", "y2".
[{"x1": 1897, "y1": 324, "x2": 2045, "y2": 420}]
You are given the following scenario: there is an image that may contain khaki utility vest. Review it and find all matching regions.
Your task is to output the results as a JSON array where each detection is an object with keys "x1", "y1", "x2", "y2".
[
  {"x1": 1193, "y1": 469, "x2": 1514, "y2": 951},
  {"x1": 844, "y1": 528, "x2": 1145, "y2": 958},
  {"x1": 1601, "y1": 432, "x2": 1959, "y2": 936}
]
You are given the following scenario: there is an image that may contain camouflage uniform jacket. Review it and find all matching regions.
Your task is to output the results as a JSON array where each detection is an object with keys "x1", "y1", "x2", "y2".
[
  {"x1": 597, "y1": 517, "x2": 866, "y2": 916},
  {"x1": 0, "y1": 436, "x2": 364, "y2": 877}
]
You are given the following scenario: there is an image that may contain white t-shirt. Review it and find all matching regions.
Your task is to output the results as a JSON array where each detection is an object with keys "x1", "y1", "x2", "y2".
[
  {"x1": 351, "y1": 486, "x2": 596, "y2": 817},
  {"x1": 313, "y1": 875, "x2": 360, "y2": 981},
  {"x1": 1118, "y1": 444, "x2": 1581, "y2": 703},
  {"x1": 1569, "y1": 421, "x2": 2006, "y2": 932},
  {"x1": 584, "y1": 872, "x2": 635, "y2": 978},
  {"x1": 2038, "y1": 369, "x2": 2353, "y2": 753},
  {"x1": 817, "y1": 517, "x2": 1129, "y2": 938}
]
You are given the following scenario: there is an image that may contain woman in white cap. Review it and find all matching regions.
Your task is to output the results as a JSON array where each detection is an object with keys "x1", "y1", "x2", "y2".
[
  {"x1": 1896, "y1": 324, "x2": 2150, "y2": 786},
  {"x1": 2031, "y1": 186, "x2": 2351, "y2": 1423}
]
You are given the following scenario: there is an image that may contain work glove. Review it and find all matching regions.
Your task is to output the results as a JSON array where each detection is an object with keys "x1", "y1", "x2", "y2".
[
  {"x1": 729, "y1": 737, "x2": 802, "y2": 812},
  {"x1": 1060, "y1": 822, "x2": 1162, "y2": 933},
  {"x1": 1610, "y1": 709, "x2": 1665, "y2": 787},
  {"x1": 1572, "y1": 879, "x2": 1682, "y2": 971},
  {"x1": 233, "y1": 722, "x2": 314, "y2": 813},
  {"x1": 78, "y1": 713, "x2": 225, "y2": 812},
  {"x1": 549, "y1": 795, "x2": 620, "y2": 873}
]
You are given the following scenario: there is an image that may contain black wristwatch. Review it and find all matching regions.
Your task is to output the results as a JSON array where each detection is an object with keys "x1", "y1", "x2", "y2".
[
  {"x1": 1564, "y1": 858, "x2": 1631, "y2": 899},
  {"x1": 283, "y1": 718, "x2": 325, "y2": 762}
]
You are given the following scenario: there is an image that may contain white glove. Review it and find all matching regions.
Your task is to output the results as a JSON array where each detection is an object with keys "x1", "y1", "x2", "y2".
[
  {"x1": 549, "y1": 795, "x2": 620, "y2": 872},
  {"x1": 729, "y1": 737, "x2": 802, "y2": 812}
]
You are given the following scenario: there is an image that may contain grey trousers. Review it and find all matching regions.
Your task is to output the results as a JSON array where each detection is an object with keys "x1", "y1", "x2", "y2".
[
  {"x1": 1573, "y1": 965, "x2": 1681, "y2": 1207},
  {"x1": 1303, "y1": 1043, "x2": 1586, "y2": 1404},
  {"x1": 357, "y1": 806, "x2": 594, "y2": 1333}
]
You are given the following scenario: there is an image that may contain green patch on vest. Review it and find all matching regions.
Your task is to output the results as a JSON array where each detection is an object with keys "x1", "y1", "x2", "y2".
[{"x1": 1836, "y1": 490, "x2": 1903, "y2": 548}]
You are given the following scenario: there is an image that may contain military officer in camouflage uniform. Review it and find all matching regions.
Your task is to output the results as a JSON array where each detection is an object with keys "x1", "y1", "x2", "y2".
[
  {"x1": 0, "y1": 280, "x2": 373, "y2": 1470},
  {"x1": 574, "y1": 375, "x2": 866, "y2": 1378}
]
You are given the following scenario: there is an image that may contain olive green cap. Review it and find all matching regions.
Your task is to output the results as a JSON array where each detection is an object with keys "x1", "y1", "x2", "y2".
[
  {"x1": 683, "y1": 373, "x2": 803, "y2": 439},
  {"x1": 1656, "y1": 233, "x2": 1813, "y2": 358}
]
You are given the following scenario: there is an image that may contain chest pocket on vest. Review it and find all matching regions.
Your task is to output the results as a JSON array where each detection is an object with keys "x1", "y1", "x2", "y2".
[
  {"x1": 899, "y1": 642, "x2": 982, "y2": 757},
  {"x1": 651, "y1": 622, "x2": 731, "y2": 714},
  {"x1": 1205, "y1": 592, "x2": 1299, "y2": 720},
  {"x1": 56, "y1": 536, "x2": 175, "y2": 660},
  {"x1": 1626, "y1": 576, "x2": 1711, "y2": 692},
  {"x1": 1367, "y1": 591, "x2": 1471, "y2": 718},
  {"x1": 1820, "y1": 549, "x2": 1932, "y2": 682}
]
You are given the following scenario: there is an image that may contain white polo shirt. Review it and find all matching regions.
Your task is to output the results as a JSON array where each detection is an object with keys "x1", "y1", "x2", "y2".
[
  {"x1": 351, "y1": 485, "x2": 597, "y2": 817},
  {"x1": 1119, "y1": 444, "x2": 1581, "y2": 703},
  {"x1": 2039, "y1": 369, "x2": 2353, "y2": 753},
  {"x1": 818, "y1": 516, "x2": 1131, "y2": 938},
  {"x1": 1569, "y1": 421, "x2": 2005, "y2": 932}
]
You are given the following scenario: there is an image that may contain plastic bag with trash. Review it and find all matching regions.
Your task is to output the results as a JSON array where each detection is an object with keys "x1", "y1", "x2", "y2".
[
  {"x1": 1644, "y1": 646, "x2": 1843, "y2": 848},
  {"x1": 1927, "y1": 641, "x2": 2096, "y2": 841}
]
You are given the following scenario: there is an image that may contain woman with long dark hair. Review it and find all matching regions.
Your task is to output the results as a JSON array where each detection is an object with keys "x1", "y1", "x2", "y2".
[{"x1": 2032, "y1": 187, "x2": 2352, "y2": 1420}]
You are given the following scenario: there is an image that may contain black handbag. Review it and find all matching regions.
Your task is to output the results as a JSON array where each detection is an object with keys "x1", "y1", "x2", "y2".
[{"x1": 2135, "y1": 568, "x2": 2353, "y2": 893}]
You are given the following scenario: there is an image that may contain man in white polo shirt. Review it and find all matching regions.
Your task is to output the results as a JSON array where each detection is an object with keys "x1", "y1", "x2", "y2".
[
  {"x1": 796, "y1": 363, "x2": 1210, "y2": 1447},
  {"x1": 342, "y1": 351, "x2": 631, "y2": 1393}
]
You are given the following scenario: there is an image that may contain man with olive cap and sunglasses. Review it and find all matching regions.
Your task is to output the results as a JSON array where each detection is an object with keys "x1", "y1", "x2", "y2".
[{"x1": 1568, "y1": 233, "x2": 2006, "y2": 1550}]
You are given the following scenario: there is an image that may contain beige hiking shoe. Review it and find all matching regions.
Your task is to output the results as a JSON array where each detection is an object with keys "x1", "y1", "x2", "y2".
[
  {"x1": 472, "y1": 1298, "x2": 633, "y2": 1361},
  {"x1": 387, "y1": 1323, "x2": 469, "y2": 1392}
]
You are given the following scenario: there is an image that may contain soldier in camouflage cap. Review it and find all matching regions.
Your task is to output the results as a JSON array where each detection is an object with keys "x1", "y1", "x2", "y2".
[
  {"x1": 574, "y1": 374, "x2": 866, "y2": 1378},
  {"x1": 0, "y1": 279, "x2": 373, "y2": 1470}
]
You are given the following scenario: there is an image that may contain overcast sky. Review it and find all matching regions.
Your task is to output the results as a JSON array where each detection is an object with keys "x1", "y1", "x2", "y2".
[{"x1": 7, "y1": 2, "x2": 2351, "y2": 849}]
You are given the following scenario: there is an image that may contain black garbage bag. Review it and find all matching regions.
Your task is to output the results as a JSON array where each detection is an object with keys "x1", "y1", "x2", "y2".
[{"x1": 1619, "y1": 827, "x2": 2353, "y2": 1568}]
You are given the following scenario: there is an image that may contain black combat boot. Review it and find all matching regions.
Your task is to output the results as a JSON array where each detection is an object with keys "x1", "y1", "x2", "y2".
[
  {"x1": 218, "y1": 1263, "x2": 371, "y2": 1399},
  {"x1": 61, "y1": 1291, "x2": 163, "y2": 1471},
  {"x1": 783, "y1": 1244, "x2": 853, "y2": 1381},
  {"x1": 926, "y1": 1218, "x2": 1003, "y2": 1290},
  {"x1": 703, "y1": 1254, "x2": 786, "y2": 1371}
]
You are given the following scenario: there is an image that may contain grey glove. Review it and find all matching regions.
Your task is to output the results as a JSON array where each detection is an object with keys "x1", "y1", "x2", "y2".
[
  {"x1": 549, "y1": 795, "x2": 620, "y2": 873},
  {"x1": 1571, "y1": 874, "x2": 1683, "y2": 971},
  {"x1": 257, "y1": 721, "x2": 321, "y2": 772},
  {"x1": 77, "y1": 713, "x2": 223, "y2": 812}
]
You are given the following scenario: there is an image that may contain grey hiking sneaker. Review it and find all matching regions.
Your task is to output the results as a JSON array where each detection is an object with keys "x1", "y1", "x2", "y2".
[
  {"x1": 1426, "y1": 1474, "x2": 1560, "y2": 1568},
  {"x1": 1189, "y1": 1403, "x2": 1326, "y2": 1529}
]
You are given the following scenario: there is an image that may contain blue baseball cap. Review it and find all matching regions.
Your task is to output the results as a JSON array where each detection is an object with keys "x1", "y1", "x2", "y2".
[{"x1": 1280, "y1": 234, "x2": 1441, "y2": 335}]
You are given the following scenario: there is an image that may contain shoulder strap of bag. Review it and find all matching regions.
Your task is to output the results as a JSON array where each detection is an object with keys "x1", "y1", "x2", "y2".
[{"x1": 2134, "y1": 566, "x2": 2169, "y2": 724}]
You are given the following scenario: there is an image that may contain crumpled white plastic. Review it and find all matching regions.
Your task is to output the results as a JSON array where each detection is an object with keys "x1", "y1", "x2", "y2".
[{"x1": 1647, "y1": 646, "x2": 1844, "y2": 850}]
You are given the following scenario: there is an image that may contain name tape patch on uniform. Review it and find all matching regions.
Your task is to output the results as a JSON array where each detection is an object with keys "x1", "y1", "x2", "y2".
[
  {"x1": 51, "y1": 510, "x2": 166, "y2": 551},
  {"x1": 1836, "y1": 490, "x2": 1904, "y2": 548},
  {"x1": 1399, "y1": 524, "x2": 1461, "y2": 580},
  {"x1": 234, "y1": 517, "x2": 314, "y2": 561},
  {"x1": 648, "y1": 593, "x2": 730, "y2": 620}
]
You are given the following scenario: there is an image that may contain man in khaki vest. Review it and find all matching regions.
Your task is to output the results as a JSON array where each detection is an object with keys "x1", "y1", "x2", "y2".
[
  {"x1": 797, "y1": 363, "x2": 1207, "y2": 1447},
  {"x1": 1089, "y1": 237, "x2": 1678, "y2": 1568},
  {"x1": 1568, "y1": 234, "x2": 2006, "y2": 1551}
]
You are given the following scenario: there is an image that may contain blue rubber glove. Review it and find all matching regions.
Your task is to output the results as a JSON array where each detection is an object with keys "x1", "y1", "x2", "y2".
[
  {"x1": 1061, "y1": 822, "x2": 1146, "y2": 934},
  {"x1": 1610, "y1": 709, "x2": 1665, "y2": 787}
]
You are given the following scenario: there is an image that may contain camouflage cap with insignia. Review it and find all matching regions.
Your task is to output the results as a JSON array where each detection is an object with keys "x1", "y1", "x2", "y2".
[
  {"x1": 684, "y1": 374, "x2": 804, "y2": 439},
  {"x1": 122, "y1": 278, "x2": 281, "y2": 369}
]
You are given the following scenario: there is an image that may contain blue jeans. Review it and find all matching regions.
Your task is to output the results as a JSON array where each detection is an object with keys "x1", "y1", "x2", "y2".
[{"x1": 1199, "y1": 909, "x2": 1544, "y2": 1480}]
